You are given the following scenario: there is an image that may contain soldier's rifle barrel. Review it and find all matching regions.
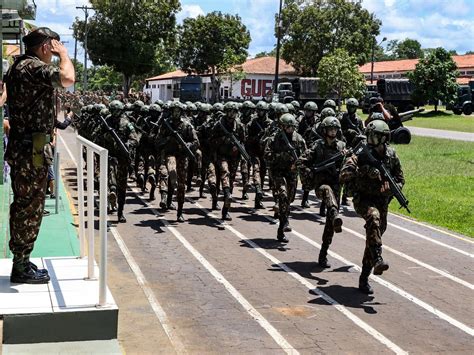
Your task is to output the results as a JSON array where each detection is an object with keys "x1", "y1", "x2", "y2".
[
  {"x1": 97, "y1": 114, "x2": 130, "y2": 158},
  {"x1": 162, "y1": 119, "x2": 197, "y2": 162},
  {"x1": 218, "y1": 120, "x2": 251, "y2": 163},
  {"x1": 280, "y1": 129, "x2": 299, "y2": 161}
]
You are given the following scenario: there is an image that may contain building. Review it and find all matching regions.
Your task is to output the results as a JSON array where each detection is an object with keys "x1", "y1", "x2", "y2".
[
  {"x1": 144, "y1": 56, "x2": 298, "y2": 102},
  {"x1": 359, "y1": 54, "x2": 474, "y2": 85}
]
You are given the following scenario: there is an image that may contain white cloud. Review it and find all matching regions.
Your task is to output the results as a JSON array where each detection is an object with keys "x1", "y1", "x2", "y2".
[{"x1": 177, "y1": 4, "x2": 205, "y2": 23}]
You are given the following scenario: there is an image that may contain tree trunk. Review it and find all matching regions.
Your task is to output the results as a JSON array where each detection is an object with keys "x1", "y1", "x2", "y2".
[
  {"x1": 210, "y1": 67, "x2": 220, "y2": 104},
  {"x1": 434, "y1": 103, "x2": 438, "y2": 112},
  {"x1": 123, "y1": 74, "x2": 131, "y2": 98}
]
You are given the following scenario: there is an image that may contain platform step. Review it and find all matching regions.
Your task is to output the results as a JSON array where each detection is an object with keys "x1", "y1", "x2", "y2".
[{"x1": 0, "y1": 257, "x2": 118, "y2": 344}]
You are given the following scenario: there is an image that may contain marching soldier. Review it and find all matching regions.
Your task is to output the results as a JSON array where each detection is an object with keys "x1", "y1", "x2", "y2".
[
  {"x1": 156, "y1": 101, "x2": 199, "y2": 222},
  {"x1": 265, "y1": 113, "x2": 306, "y2": 243},
  {"x1": 340, "y1": 118, "x2": 405, "y2": 294},
  {"x1": 298, "y1": 116, "x2": 346, "y2": 268}
]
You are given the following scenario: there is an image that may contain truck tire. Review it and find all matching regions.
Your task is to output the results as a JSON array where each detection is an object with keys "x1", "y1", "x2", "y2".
[
  {"x1": 463, "y1": 104, "x2": 472, "y2": 116},
  {"x1": 453, "y1": 108, "x2": 462, "y2": 115},
  {"x1": 391, "y1": 127, "x2": 411, "y2": 144}
]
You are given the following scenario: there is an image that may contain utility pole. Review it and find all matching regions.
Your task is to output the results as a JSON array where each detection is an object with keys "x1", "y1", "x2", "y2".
[
  {"x1": 371, "y1": 36, "x2": 387, "y2": 84},
  {"x1": 273, "y1": 0, "x2": 284, "y2": 101},
  {"x1": 76, "y1": 5, "x2": 94, "y2": 91},
  {"x1": 70, "y1": 26, "x2": 78, "y2": 91}
]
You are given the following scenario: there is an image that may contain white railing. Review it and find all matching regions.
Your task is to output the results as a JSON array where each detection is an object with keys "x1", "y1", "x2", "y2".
[
  {"x1": 76, "y1": 135, "x2": 109, "y2": 307},
  {"x1": 53, "y1": 148, "x2": 60, "y2": 214}
]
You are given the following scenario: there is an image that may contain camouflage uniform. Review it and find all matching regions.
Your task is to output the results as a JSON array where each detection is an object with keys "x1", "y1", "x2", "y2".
[
  {"x1": 265, "y1": 114, "x2": 306, "y2": 242},
  {"x1": 210, "y1": 103, "x2": 247, "y2": 220},
  {"x1": 5, "y1": 51, "x2": 63, "y2": 282},
  {"x1": 340, "y1": 120, "x2": 405, "y2": 294},
  {"x1": 298, "y1": 117, "x2": 346, "y2": 267},
  {"x1": 156, "y1": 104, "x2": 199, "y2": 222}
]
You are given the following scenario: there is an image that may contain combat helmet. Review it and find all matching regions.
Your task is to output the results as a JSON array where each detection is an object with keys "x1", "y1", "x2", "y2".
[
  {"x1": 279, "y1": 113, "x2": 297, "y2": 128},
  {"x1": 140, "y1": 105, "x2": 150, "y2": 114},
  {"x1": 109, "y1": 100, "x2": 124, "y2": 113},
  {"x1": 256, "y1": 101, "x2": 269, "y2": 111},
  {"x1": 304, "y1": 101, "x2": 318, "y2": 112},
  {"x1": 275, "y1": 103, "x2": 289, "y2": 115},
  {"x1": 286, "y1": 103, "x2": 295, "y2": 113},
  {"x1": 320, "y1": 107, "x2": 336, "y2": 119},
  {"x1": 242, "y1": 100, "x2": 256, "y2": 110},
  {"x1": 149, "y1": 103, "x2": 162, "y2": 113},
  {"x1": 365, "y1": 120, "x2": 390, "y2": 146},
  {"x1": 291, "y1": 100, "x2": 301, "y2": 110},
  {"x1": 323, "y1": 99, "x2": 337, "y2": 110},
  {"x1": 224, "y1": 101, "x2": 239, "y2": 111},
  {"x1": 320, "y1": 116, "x2": 341, "y2": 130},
  {"x1": 213, "y1": 102, "x2": 224, "y2": 112}
]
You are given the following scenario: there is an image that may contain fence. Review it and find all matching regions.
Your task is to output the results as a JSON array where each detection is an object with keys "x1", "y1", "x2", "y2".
[{"x1": 76, "y1": 135, "x2": 109, "y2": 307}]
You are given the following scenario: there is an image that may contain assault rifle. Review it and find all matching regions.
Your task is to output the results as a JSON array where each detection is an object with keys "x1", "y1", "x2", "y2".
[
  {"x1": 160, "y1": 119, "x2": 197, "y2": 163},
  {"x1": 398, "y1": 108, "x2": 424, "y2": 123},
  {"x1": 218, "y1": 120, "x2": 251, "y2": 163},
  {"x1": 97, "y1": 114, "x2": 130, "y2": 158},
  {"x1": 358, "y1": 146, "x2": 411, "y2": 213},
  {"x1": 280, "y1": 129, "x2": 299, "y2": 161},
  {"x1": 312, "y1": 139, "x2": 365, "y2": 174}
]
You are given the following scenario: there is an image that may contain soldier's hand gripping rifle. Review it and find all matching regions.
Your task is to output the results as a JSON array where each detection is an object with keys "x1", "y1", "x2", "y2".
[
  {"x1": 280, "y1": 128, "x2": 299, "y2": 161},
  {"x1": 218, "y1": 120, "x2": 251, "y2": 163},
  {"x1": 312, "y1": 139, "x2": 365, "y2": 174},
  {"x1": 97, "y1": 114, "x2": 130, "y2": 158},
  {"x1": 161, "y1": 119, "x2": 197, "y2": 163},
  {"x1": 359, "y1": 146, "x2": 411, "y2": 213}
]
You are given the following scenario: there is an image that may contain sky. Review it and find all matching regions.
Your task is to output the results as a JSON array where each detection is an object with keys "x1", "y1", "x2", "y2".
[{"x1": 26, "y1": 0, "x2": 474, "y2": 66}]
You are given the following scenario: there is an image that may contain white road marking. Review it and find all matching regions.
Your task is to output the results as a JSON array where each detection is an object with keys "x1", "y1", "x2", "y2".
[
  {"x1": 134, "y1": 192, "x2": 299, "y2": 355},
  {"x1": 388, "y1": 213, "x2": 474, "y2": 244},
  {"x1": 340, "y1": 226, "x2": 474, "y2": 290},
  {"x1": 187, "y1": 200, "x2": 407, "y2": 354},
  {"x1": 387, "y1": 223, "x2": 473, "y2": 258},
  {"x1": 110, "y1": 227, "x2": 187, "y2": 354}
]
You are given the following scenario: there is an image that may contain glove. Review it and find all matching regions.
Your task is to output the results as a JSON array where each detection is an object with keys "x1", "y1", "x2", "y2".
[{"x1": 367, "y1": 166, "x2": 381, "y2": 180}]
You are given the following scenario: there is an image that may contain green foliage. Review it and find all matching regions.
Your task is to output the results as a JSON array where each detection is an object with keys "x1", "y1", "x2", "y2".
[
  {"x1": 318, "y1": 49, "x2": 366, "y2": 101},
  {"x1": 88, "y1": 65, "x2": 123, "y2": 91},
  {"x1": 408, "y1": 48, "x2": 459, "y2": 111},
  {"x1": 390, "y1": 136, "x2": 474, "y2": 237},
  {"x1": 177, "y1": 11, "x2": 251, "y2": 102},
  {"x1": 255, "y1": 49, "x2": 276, "y2": 58},
  {"x1": 280, "y1": 0, "x2": 381, "y2": 76},
  {"x1": 73, "y1": 0, "x2": 180, "y2": 95},
  {"x1": 388, "y1": 38, "x2": 424, "y2": 59}
]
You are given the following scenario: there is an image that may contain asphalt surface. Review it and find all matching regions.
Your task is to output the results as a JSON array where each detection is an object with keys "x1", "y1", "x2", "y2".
[
  {"x1": 408, "y1": 126, "x2": 474, "y2": 142},
  {"x1": 57, "y1": 127, "x2": 473, "y2": 354}
]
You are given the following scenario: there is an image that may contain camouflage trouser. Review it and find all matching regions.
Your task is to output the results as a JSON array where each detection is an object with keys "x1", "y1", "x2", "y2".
[
  {"x1": 187, "y1": 149, "x2": 202, "y2": 186},
  {"x1": 9, "y1": 158, "x2": 48, "y2": 267},
  {"x1": 218, "y1": 158, "x2": 239, "y2": 190},
  {"x1": 251, "y1": 155, "x2": 266, "y2": 190},
  {"x1": 160, "y1": 155, "x2": 188, "y2": 204},
  {"x1": 109, "y1": 157, "x2": 129, "y2": 214},
  {"x1": 315, "y1": 184, "x2": 340, "y2": 245},
  {"x1": 128, "y1": 145, "x2": 137, "y2": 177},
  {"x1": 272, "y1": 172, "x2": 297, "y2": 223},
  {"x1": 136, "y1": 149, "x2": 156, "y2": 182},
  {"x1": 204, "y1": 157, "x2": 217, "y2": 188},
  {"x1": 240, "y1": 158, "x2": 250, "y2": 188},
  {"x1": 353, "y1": 196, "x2": 388, "y2": 267}
]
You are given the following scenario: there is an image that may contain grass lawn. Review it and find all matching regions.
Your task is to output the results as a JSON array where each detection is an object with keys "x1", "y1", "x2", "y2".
[
  {"x1": 388, "y1": 136, "x2": 474, "y2": 237},
  {"x1": 403, "y1": 110, "x2": 474, "y2": 133}
]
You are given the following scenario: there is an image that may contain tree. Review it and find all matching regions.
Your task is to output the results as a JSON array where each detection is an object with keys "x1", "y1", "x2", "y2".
[
  {"x1": 280, "y1": 0, "x2": 381, "y2": 76},
  {"x1": 408, "y1": 47, "x2": 459, "y2": 112},
  {"x1": 255, "y1": 48, "x2": 277, "y2": 58},
  {"x1": 318, "y1": 48, "x2": 366, "y2": 103},
  {"x1": 177, "y1": 11, "x2": 251, "y2": 102},
  {"x1": 465, "y1": 51, "x2": 474, "y2": 55},
  {"x1": 73, "y1": 0, "x2": 180, "y2": 96},
  {"x1": 395, "y1": 39, "x2": 424, "y2": 59},
  {"x1": 88, "y1": 65, "x2": 123, "y2": 92}
]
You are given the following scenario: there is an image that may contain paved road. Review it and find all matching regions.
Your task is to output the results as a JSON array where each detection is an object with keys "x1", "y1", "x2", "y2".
[
  {"x1": 58, "y1": 128, "x2": 474, "y2": 354},
  {"x1": 409, "y1": 126, "x2": 474, "y2": 142}
]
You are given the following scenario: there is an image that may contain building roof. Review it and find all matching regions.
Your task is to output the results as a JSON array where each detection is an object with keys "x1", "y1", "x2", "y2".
[
  {"x1": 146, "y1": 56, "x2": 297, "y2": 82},
  {"x1": 5, "y1": 44, "x2": 20, "y2": 57},
  {"x1": 359, "y1": 54, "x2": 474, "y2": 74}
]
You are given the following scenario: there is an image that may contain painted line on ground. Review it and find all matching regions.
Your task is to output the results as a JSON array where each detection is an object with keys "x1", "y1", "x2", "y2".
[
  {"x1": 186, "y1": 199, "x2": 408, "y2": 355},
  {"x1": 110, "y1": 227, "x2": 187, "y2": 354},
  {"x1": 132, "y1": 191, "x2": 299, "y2": 355},
  {"x1": 300, "y1": 190, "x2": 473, "y2": 256}
]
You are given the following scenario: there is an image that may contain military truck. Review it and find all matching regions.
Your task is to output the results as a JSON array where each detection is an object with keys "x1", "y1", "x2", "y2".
[
  {"x1": 446, "y1": 85, "x2": 472, "y2": 115},
  {"x1": 179, "y1": 75, "x2": 203, "y2": 102},
  {"x1": 376, "y1": 79, "x2": 422, "y2": 112},
  {"x1": 276, "y1": 77, "x2": 339, "y2": 107}
]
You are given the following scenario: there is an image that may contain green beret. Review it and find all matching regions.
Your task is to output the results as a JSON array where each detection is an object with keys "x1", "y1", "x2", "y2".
[{"x1": 23, "y1": 27, "x2": 60, "y2": 48}]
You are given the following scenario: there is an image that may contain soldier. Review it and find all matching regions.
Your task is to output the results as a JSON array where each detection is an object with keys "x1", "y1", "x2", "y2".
[
  {"x1": 5, "y1": 27, "x2": 75, "y2": 284},
  {"x1": 103, "y1": 100, "x2": 139, "y2": 223},
  {"x1": 239, "y1": 101, "x2": 255, "y2": 199},
  {"x1": 246, "y1": 101, "x2": 272, "y2": 209},
  {"x1": 323, "y1": 99, "x2": 338, "y2": 114},
  {"x1": 298, "y1": 101, "x2": 319, "y2": 208},
  {"x1": 194, "y1": 103, "x2": 214, "y2": 199},
  {"x1": 339, "y1": 98, "x2": 364, "y2": 148},
  {"x1": 298, "y1": 117, "x2": 346, "y2": 268},
  {"x1": 156, "y1": 101, "x2": 199, "y2": 222},
  {"x1": 210, "y1": 102, "x2": 247, "y2": 220},
  {"x1": 265, "y1": 114, "x2": 306, "y2": 243},
  {"x1": 340, "y1": 119, "x2": 405, "y2": 294}
]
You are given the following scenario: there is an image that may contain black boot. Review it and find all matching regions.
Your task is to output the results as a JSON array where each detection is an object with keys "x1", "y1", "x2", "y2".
[
  {"x1": 319, "y1": 202, "x2": 326, "y2": 217},
  {"x1": 277, "y1": 226, "x2": 289, "y2": 243},
  {"x1": 301, "y1": 190, "x2": 310, "y2": 208},
  {"x1": 328, "y1": 206, "x2": 343, "y2": 233},
  {"x1": 223, "y1": 187, "x2": 232, "y2": 208},
  {"x1": 222, "y1": 207, "x2": 232, "y2": 221},
  {"x1": 318, "y1": 243, "x2": 331, "y2": 268},
  {"x1": 242, "y1": 187, "x2": 249, "y2": 200},
  {"x1": 370, "y1": 246, "x2": 389, "y2": 275},
  {"x1": 167, "y1": 191, "x2": 176, "y2": 210},
  {"x1": 199, "y1": 183, "x2": 205, "y2": 199},
  {"x1": 282, "y1": 219, "x2": 292, "y2": 232},
  {"x1": 254, "y1": 191, "x2": 265, "y2": 209},
  {"x1": 177, "y1": 203, "x2": 185, "y2": 222},
  {"x1": 28, "y1": 260, "x2": 49, "y2": 277},
  {"x1": 108, "y1": 188, "x2": 117, "y2": 212},
  {"x1": 359, "y1": 264, "x2": 374, "y2": 294},
  {"x1": 210, "y1": 185, "x2": 220, "y2": 210},
  {"x1": 137, "y1": 174, "x2": 145, "y2": 191},
  {"x1": 10, "y1": 262, "x2": 50, "y2": 284},
  {"x1": 118, "y1": 211, "x2": 127, "y2": 223},
  {"x1": 149, "y1": 185, "x2": 156, "y2": 201},
  {"x1": 341, "y1": 192, "x2": 348, "y2": 206},
  {"x1": 160, "y1": 191, "x2": 168, "y2": 210}
]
